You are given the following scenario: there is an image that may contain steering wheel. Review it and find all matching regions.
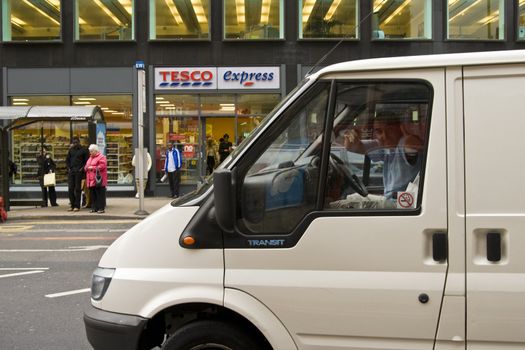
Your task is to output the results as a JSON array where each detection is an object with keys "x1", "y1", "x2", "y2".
[{"x1": 329, "y1": 153, "x2": 368, "y2": 197}]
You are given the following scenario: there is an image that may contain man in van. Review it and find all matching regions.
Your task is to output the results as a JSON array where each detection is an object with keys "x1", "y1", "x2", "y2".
[{"x1": 343, "y1": 111, "x2": 423, "y2": 199}]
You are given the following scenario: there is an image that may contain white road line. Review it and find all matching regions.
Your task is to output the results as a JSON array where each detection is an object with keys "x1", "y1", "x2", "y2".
[
  {"x1": 45, "y1": 288, "x2": 91, "y2": 298},
  {"x1": 0, "y1": 245, "x2": 109, "y2": 253},
  {"x1": 0, "y1": 270, "x2": 45, "y2": 279},
  {"x1": 0, "y1": 267, "x2": 49, "y2": 270}
]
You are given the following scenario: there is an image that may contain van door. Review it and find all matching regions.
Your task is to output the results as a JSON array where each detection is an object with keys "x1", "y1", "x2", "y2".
[
  {"x1": 224, "y1": 69, "x2": 448, "y2": 350},
  {"x1": 463, "y1": 64, "x2": 525, "y2": 349}
]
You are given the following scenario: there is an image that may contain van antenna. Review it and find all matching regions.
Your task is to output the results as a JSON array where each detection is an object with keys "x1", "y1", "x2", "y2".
[{"x1": 306, "y1": 8, "x2": 377, "y2": 76}]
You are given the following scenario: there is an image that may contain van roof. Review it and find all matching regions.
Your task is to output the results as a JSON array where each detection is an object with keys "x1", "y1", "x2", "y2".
[{"x1": 315, "y1": 50, "x2": 525, "y2": 77}]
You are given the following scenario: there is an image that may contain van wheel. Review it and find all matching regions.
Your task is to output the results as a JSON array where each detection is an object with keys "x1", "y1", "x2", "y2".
[{"x1": 162, "y1": 320, "x2": 262, "y2": 350}]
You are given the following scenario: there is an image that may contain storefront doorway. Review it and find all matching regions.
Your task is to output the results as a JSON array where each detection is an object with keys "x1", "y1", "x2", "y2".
[{"x1": 154, "y1": 93, "x2": 281, "y2": 187}]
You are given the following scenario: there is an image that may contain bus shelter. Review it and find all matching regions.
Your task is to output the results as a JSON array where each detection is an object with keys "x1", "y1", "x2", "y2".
[{"x1": 0, "y1": 106, "x2": 105, "y2": 209}]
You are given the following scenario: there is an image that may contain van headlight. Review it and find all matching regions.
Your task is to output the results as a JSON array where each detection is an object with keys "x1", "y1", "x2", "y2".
[{"x1": 91, "y1": 267, "x2": 115, "y2": 301}]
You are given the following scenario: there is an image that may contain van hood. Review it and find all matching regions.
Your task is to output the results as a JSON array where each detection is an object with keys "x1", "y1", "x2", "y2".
[{"x1": 99, "y1": 203, "x2": 200, "y2": 268}]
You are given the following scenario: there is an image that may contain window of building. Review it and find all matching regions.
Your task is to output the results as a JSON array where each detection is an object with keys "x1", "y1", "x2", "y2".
[
  {"x1": 519, "y1": 0, "x2": 525, "y2": 40},
  {"x1": 448, "y1": 0, "x2": 504, "y2": 40},
  {"x1": 75, "y1": 0, "x2": 134, "y2": 41},
  {"x1": 2, "y1": 0, "x2": 61, "y2": 41},
  {"x1": 224, "y1": 0, "x2": 284, "y2": 39},
  {"x1": 299, "y1": 0, "x2": 358, "y2": 39},
  {"x1": 372, "y1": 0, "x2": 431, "y2": 39},
  {"x1": 150, "y1": 0, "x2": 210, "y2": 39},
  {"x1": 9, "y1": 95, "x2": 132, "y2": 186}
]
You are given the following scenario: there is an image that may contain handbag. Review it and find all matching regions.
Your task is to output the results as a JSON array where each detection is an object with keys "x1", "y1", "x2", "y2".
[
  {"x1": 95, "y1": 168, "x2": 103, "y2": 188},
  {"x1": 43, "y1": 172, "x2": 56, "y2": 187}
]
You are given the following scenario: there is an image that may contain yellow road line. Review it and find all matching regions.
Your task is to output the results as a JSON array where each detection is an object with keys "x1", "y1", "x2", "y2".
[
  {"x1": 0, "y1": 225, "x2": 34, "y2": 233},
  {"x1": 6, "y1": 219, "x2": 140, "y2": 225}
]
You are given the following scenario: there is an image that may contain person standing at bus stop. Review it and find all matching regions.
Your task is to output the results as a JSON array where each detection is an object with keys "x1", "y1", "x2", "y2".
[{"x1": 66, "y1": 137, "x2": 88, "y2": 212}]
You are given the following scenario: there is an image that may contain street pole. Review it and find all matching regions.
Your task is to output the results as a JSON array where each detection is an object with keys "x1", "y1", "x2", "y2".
[{"x1": 135, "y1": 61, "x2": 148, "y2": 216}]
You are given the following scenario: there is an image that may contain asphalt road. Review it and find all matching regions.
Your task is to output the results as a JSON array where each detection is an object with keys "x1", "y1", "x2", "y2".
[{"x1": 0, "y1": 219, "x2": 140, "y2": 350}]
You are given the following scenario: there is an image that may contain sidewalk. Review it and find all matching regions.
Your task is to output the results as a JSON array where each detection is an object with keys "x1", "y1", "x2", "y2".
[{"x1": 5, "y1": 196, "x2": 172, "y2": 221}]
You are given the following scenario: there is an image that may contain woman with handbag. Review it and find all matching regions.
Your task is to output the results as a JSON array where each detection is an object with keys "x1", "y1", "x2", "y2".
[
  {"x1": 84, "y1": 144, "x2": 108, "y2": 214},
  {"x1": 37, "y1": 148, "x2": 58, "y2": 207}
]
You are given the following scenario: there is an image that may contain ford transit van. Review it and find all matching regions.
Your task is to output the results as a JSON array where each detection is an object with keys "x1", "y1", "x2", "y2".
[{"x1": 84, "y1": 50, "x2": 525, "y2": 350}]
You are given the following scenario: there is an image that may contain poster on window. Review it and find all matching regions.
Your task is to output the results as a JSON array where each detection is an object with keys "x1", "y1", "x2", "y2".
[{"x1": 96, "y1": 123, "x2": 107, "y2": 155}]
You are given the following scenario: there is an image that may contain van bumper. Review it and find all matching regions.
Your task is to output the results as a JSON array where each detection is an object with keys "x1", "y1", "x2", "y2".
[{"x1": 84, "y1": 305, "x2": 148, "y2": 350}]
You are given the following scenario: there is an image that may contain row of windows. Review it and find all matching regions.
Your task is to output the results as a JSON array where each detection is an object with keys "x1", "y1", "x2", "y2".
[{"x1": 2, "y1": 0, "x2": 525, "y2": 42}]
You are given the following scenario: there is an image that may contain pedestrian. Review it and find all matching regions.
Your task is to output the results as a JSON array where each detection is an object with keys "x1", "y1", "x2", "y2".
[
  {"x1": 205, "y1": 136, "x2": 219, "y2": 175},
  {"x1": 131, "y1": 149, "x2": 152, "y2": 198},
  {"x1": 219, "y1": 134, "x2": 232, "y2": 163},
  {"x1": 164, "y1": 141, "x2": 182, "y2": 198},
  {"x1": 84, "y1": 144, "x2": 108, "y2": 214},
  {"x1": 66, "y1": 137, "x2": 88, "y2": 212},
  {"x1": 37, "y1": 147, "x2": 58, "y2": 207}
]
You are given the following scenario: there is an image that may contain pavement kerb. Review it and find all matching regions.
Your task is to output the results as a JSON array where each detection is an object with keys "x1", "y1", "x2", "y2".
[{"x1": 6, "y1": 214, "x2": 147, "y2": 222}]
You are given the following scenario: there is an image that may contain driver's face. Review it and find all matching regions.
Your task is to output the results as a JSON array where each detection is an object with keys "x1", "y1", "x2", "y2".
[{"x1": 374, "y1": 122, "x2": 402, "y2": 147}]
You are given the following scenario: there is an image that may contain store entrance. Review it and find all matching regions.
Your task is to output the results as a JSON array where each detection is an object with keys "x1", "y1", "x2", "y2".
[{"x1": 201, "y1": 117, "x2": 235, "y2": 176}]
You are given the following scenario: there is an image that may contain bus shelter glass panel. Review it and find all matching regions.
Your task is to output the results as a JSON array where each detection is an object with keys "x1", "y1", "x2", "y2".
[
  {"x1": 299, "y1": 0, "x2": 358, "y2": 39},
  {"x1": 73, "y1": 95, "x2": 133, "y2": 184},
  {"x1": 2, "y1": 0, "x2": 61, "y2": 41},
  {"x1": 155, "y1": 95, "x2": 199, "y2": 184},
  {"x1": 447, "y1": 0, "x2": 504, "y2": 40},
  {"x1": 75, "y1": 0, "x2": 134, "y2": 41},
  {"x1": 224, "y1": 0, "x2": 283, "y2": 39},
  {"x1": 519, "y1": 0, "x2": 525, "y2": 40},
  {"x1": 43, "y1": 121, "x2": 71, "y2": 186},
  {"x1": 373, "y1": 0, "x2": 431, "y2": 39},
  {"x1": 150, "y1": 0, "x2": 210, "y2": 39}
]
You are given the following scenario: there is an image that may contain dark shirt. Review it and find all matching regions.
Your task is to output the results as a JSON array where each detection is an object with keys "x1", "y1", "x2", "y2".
[
  {"x1": 66, "y1": 146, "x2": 88, "y2": 173},
  {"x1": 37, "y1": 155, "x2": 56, "y2": 178}
]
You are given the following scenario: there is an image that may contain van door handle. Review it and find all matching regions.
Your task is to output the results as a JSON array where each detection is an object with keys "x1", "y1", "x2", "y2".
[
  {"x1": 432, "y1": 232, "x2": 448, "y2": 262},
  {"x1": 486, "y1": 232, "x2": 501, "y2": 262}
]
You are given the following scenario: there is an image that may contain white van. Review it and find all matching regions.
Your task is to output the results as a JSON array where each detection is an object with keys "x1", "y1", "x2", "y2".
[{"x1": 84, "y1": 50, "x2": 525, "y2": 350}]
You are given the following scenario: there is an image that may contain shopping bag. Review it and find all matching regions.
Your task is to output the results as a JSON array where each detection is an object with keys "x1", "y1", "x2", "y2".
[
  {"x1": 160, "y1": 173, "x2": 168, "y2": 183},
  {"x1": 95, "y1": 168, "x2": 103, "y2": 188},
  {"x1": 43, "y1": 172, "x2": 56, "y2": 187}
]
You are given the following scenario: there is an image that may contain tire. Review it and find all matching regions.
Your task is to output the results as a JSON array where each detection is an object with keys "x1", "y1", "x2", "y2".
[{"x1": 163, "y1": 320, "x2": 262, "y2": 350}]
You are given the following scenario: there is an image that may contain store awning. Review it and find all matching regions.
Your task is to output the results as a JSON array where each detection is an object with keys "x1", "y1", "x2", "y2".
[{"x1": 0, "y1": 106, "x2": 104, "y2": 130}]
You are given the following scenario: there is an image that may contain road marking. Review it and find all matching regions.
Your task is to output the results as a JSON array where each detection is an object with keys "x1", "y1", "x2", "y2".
[
  {"x1": 22, "y1": 229, "x2": 126, "y2": 233},
  {"x1": 11, "y1": 220, "x2": 140, "y2": 225},
  {"x1": 0, "y1": 270, "x2": 46, "y2": 279},
  {"x1": 0, "y1": 245, "x2": 109, "y2": 252},
  {"x1": 0, "y1": 225, "x2": 34, "y2": 233},
  {"x1": 0, "y1": 267, "x2": 49, "y2": 271},
  {"x1": 1, "y1": 236, "x2": 118, "y2": 241},
  {"x1": 45, "y1": 288, "x2": 91, "y2": 298}
]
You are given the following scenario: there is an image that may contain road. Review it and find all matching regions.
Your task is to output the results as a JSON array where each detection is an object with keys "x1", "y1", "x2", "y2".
[{"x1": 0, "y1": 219, "x2": 140, "y2": 350}]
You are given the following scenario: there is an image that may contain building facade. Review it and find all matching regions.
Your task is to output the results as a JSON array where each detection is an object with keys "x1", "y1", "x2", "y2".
[{"x1": 1, "y1": 0, "x2": 524, "y2": 196}]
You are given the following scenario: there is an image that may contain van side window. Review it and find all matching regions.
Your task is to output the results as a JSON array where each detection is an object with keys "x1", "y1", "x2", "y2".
[
  {"x1": 238, "y1": 84, "x2": 330, "y2": 234},
  {"x1": 326, "y1": 82, "x2": 431, "y2": 210}
]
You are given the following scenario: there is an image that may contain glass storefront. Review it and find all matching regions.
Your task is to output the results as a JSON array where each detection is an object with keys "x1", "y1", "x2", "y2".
[
  {"x1": 75, "y1": 0, "x2": 134, "y2": 41},
  {"x1": 299, "y1": 0, "x2": 358, "y2": 39},
  {"x1": 448, "y1": 0, "x2": 504, "y2": 40},
  {"x1": 150, "y1": 0, "x2": 210, "y2": 39},
  {"x1": 10, "y1": 95, "x2": 132, "y2": 186},
  {"x1": 2, "y1": 0, "x2": 61, "y2": 41},
  {"x1": 373, "y1": 0, "x2": 431, "y2": 39},
  {"x1": 224, "y1": 0, "x2": 283, "y2": 39},
  {"x1": 155, "y1": 93, "x2": 281, "y2": 184}
]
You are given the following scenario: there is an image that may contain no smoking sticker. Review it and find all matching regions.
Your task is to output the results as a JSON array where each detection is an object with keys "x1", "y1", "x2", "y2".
[{"x1": 397, "y1": 192, "x2": 414, "y2": 208}]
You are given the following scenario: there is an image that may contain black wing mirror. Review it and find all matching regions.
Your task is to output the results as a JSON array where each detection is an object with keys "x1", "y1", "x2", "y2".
[{"x1": 213, "y1": 169, "x2": 235, "y2": 233}]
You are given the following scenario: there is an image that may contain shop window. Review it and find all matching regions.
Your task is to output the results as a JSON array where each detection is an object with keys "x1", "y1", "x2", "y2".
[
  {"x1": 75, "y1": 0, "x2": 134, "y2": 41},
  {"x1": 224, "y1": 0, "x2": 284, "y2": 39},
  {"x1": 519, "y1": 0, "x2": 525, "y2": 40},
  {"x1": 150, "y1": 0, "x2": 210, "y2": 40},
  {"x1": 372, "y1": 0, "x2": 431, "y2": 39},
  {"x1": 2, "y1": 0, "x2": 61, "y2": 41},
  {"x1": 9, "y1": 95, "x2": 132, "y2": 186},
  {"x1": 299, "y1": 0, "x2": 358, "y2": 39},
  {"x1": 237, "y1": 94, "x2": 280, "y2": 143},
  {"x1": 447, "y1": 0, "x2": 504, "y2": 40}
]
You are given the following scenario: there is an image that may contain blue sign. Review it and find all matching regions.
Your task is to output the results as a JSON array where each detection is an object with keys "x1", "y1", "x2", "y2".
[
  {"x1": 96, "y1": 123, "x2": 107, "y2": 156},
  {"x1": 135, "y1": 61, "x2": 145, "y2": 70}
]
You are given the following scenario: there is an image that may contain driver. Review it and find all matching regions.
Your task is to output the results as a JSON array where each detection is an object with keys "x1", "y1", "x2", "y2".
[{"x1": 343, "y1": 110, "x2": 423, "y2": 199}]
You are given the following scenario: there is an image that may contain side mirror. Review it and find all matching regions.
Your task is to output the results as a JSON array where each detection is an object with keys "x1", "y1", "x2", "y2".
[{"x1": 213, "y1": 169, "x2": 235, "y2": 233}]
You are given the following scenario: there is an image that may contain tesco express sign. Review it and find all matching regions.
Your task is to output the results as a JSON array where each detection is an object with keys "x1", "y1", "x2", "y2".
[{"x1": 155, "y1": 67, "x2": 280, "y2": 90}]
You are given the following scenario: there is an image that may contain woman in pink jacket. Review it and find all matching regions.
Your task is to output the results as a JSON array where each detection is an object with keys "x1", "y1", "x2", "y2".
[{"x1": 84, "y1": 144, "x2": 108, "y2": 213}]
